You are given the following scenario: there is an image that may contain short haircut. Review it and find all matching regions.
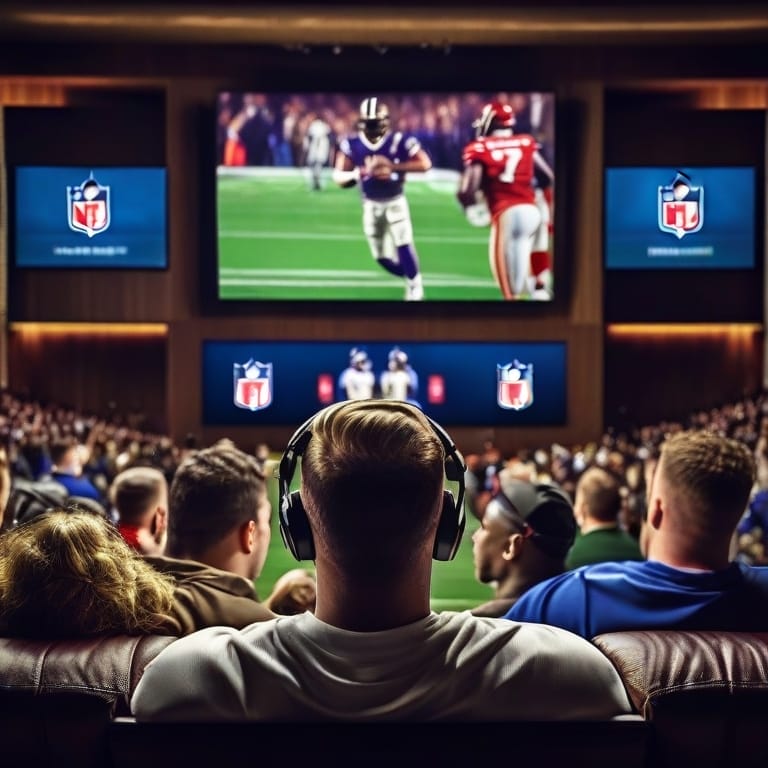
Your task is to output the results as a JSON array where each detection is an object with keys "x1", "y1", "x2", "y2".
[
  {"x1": 300, "y1": 400, "x2": 445, "y2": 575},
  {"x1": 0, "y1": 509, "x2": 175, "y2": 638},
  {"x1": 111, "y1": 466, "x2": 167, "y2": 524},
  {"x1": 166, "y1": 439, "x2": 265, "y2": 560},
  {"x1": 49, "y1": 439, "x2": 76, "y2": 467},
  {"x1": 577, "y1": 466, "x2": 622, "y2": 524},
  {"x1": 659, "y1": 430, "x2": 755, "y2": 538}
]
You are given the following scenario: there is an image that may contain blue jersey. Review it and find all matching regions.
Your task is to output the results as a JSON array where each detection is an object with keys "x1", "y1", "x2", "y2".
[
  {"x1": 339, "y1": 131, "x2": 423, "y2": 201},
  {"x1": 503, "y1": 559, "x2": 768, "y2": 638}
]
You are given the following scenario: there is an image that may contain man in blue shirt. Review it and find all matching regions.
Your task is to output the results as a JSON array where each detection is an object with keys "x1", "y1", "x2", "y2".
[{"x1": 504, "y1": 430, "x2": 768, "y2": 637}]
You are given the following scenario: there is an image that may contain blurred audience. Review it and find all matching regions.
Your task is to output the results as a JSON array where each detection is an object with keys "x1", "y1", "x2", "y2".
[{"x1": 48, "y1": 438, "x2": 105, "y2": 506}]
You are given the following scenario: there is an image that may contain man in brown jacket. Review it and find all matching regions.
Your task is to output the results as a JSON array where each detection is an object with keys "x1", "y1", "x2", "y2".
[{"x1": 113, "y1": 439, "x2": 314, "y2": 634}]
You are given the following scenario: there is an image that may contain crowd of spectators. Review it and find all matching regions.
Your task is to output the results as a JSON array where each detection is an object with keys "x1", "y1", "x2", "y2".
[
  {"x1": 1, "y1": 388, "x2": 768, "y2": 723},
  {"x1": 465, "y1": 390, "x2": 768, "y2": 564},
  {"x1": 217, "y1": 90, "x2": 553, "y2": 174},
  {"x1": 2, "y1": 387, "x2": 768, "y2": 564}
]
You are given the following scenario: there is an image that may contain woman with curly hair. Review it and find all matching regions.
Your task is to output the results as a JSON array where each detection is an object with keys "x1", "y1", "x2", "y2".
[{"x1": 0, "y1": 507, "x2": 177, "y2": 638}]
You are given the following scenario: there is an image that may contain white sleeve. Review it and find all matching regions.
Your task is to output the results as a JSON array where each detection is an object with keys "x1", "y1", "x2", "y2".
[{"x1": 131, "y1": 627, "x2": 249, "y2": 721}]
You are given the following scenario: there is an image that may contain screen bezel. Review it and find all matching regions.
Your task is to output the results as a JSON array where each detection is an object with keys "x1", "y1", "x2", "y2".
[{"x1": 199, "y1": 66, "x2": 566, "y2": 316}]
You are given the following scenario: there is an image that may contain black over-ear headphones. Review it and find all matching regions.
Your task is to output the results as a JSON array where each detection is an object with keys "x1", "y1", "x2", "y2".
[{"x1": 277, "y1": 404, "x2": 466, "y2": 562}]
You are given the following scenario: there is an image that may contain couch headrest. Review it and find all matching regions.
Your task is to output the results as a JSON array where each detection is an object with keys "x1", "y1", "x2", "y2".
[
  {"x1": 0, "y1": 634, "x2": 177, "y2": 712},
  {"x1": 592, "y1": 630, "x2": 768, "y2": 716}
]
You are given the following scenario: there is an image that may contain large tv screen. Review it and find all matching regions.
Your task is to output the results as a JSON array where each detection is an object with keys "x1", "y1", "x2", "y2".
[
  {"x1": 604, "y1": 166, "x2": 755, "y2": 270},
  {"x1": 202, "y1": 340, "x2": 567, "y2": 427},
  {"x1": 12, "y1": 166, "x2": 168, "y2": 269},
  {"x1": 215, "y1": 90, "x2": 556, "y2": 303}
]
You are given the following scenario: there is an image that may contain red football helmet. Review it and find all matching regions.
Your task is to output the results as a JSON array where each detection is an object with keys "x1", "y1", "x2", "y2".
[{"x1": 473, "y1": 102, "x2": 516, "y2": 137}]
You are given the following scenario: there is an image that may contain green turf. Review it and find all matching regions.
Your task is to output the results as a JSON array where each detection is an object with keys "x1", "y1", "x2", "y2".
[
  {"x1": 255, "y1": 460, "x2": 494, "y2": 613},
  {"x1": 217, "y1": 169, "x2": 501, "y2": 302}
]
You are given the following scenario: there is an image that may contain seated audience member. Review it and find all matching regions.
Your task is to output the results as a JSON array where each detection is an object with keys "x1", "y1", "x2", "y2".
[
  {"x1": 144, "y1": 439, "x2": 314, "y2": 633},
  {"x1": 472, "y1": 473, "x2": 576, "y2": 617},
  {"x1": 565, "y1": 465, "x2": 643, "y2": 569},
  {"x1": 132, "y1": 400, "x2": 630, "y2": 721},
  {"x1": 111, "y1": 466, "x2": 169, "y2": 555},
  {"x1": 505, "y1": 430, "x2": 768, "y2": 637},
  {"x1": 0, "y1": 508, "x2": 176, "y2": 637},
  {"x1": 48, "y1": 439, "x2": 104, "y2": 503}
]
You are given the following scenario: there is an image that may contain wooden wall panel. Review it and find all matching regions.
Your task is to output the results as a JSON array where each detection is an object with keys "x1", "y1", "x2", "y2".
[
  {"x1": 604, "y1": 326, "x2": 765, "y2": 431},
  {"x1": 7, "y1": 330, "x2": 167, "y2": 432}
]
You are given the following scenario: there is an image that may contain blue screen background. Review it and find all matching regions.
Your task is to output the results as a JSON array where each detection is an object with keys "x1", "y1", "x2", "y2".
[
  {"x1": 202, "y1": 340, "x2": 567, "y2": 427},
  {"x1": 604, "y1": 167, "x2": 755, "y2": 269},
  {"x1": 14, "y1": 166, "x2": 167, "y2": 268}
]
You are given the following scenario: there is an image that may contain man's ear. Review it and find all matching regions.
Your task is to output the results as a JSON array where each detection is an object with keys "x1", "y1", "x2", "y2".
[
  {"x1": 648, "y1": 497, "x2": 663, "y2": 530},
  {"x1": 502, "y1": 533, "x2": 524, "y2": 562},
  {"x1": 239, "y1": 519, "x2": 256, "y2": 554},
  {"x1": 574, "y1": 500, "x2": 586, "y2": 527},
  {"x1": 151, "y1": 506, "x2": 167, "y2": 536}
]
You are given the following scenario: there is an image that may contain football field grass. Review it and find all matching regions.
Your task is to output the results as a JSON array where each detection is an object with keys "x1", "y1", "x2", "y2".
[
  {"x1": 256, "y1": 460, "x2": 493, "y2": 613},
  {"x1": 217, "y1": 168, "x2": 500, "y2": 302}
]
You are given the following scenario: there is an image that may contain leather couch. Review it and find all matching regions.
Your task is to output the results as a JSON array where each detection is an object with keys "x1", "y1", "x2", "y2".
[
  {"x1": 1, "y1": 629, "x2": 767, "y2": 768},
  {"x1": 0, "y1": 634, "x2": 176, "y2": 768},
  {"x1": 593, "y1": 630, "x2": 768, "y2": 768}
]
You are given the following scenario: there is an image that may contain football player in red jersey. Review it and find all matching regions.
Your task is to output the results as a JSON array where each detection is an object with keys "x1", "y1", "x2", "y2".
[{"x1": 457, "y1": 102, "x2": 554, "y2": 300}]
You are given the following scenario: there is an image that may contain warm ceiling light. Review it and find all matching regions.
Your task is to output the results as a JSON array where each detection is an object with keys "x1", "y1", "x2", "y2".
[{"x1": 9, "y1": 322, "x2": 168, "y2": 337}]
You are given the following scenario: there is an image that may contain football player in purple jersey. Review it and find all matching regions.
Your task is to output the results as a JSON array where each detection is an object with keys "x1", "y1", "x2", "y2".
[{"x1": 333, "y1": 97, "x2": 432, "y2": 301}]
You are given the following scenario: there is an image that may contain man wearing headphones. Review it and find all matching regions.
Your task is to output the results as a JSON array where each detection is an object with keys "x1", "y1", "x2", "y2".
[
  {"x1": 132, "y1": 400, "x2": 630, "y2": 721},
  {"x1": 472, "y1": 472, "x2": 577, "y2": 617}
]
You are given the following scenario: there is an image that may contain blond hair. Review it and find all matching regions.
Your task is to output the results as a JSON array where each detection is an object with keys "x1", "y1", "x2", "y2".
[
  {"x1": 301, "y1": 400, "x2": 445, "y2": 573},
  {"x1": 659, "y1": 430, "x2": 755, "y2": 538},
  {"x1": 0, "y1": 509, "x2": 175, "y2": 638}
]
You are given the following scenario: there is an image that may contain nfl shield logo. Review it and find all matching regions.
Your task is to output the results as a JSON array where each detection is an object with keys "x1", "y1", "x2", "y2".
[
  {"x1": 233, "y1": 359, "x2": 273, "y2": 411},
  {"x1": 67, "y1": 174, "x2": 111, "y2": 238},
  {"x1": 497, "y1": 360, "x2": 534, "y2": 411},
  {"x1": 658, "y1": 171, "x2": 703, "y2": 239}
]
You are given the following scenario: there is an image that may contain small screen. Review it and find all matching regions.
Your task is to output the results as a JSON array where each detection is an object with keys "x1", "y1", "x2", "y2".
[
  {"x1": 604, "y1": 166, "x2": 755, "y2": 270},
  {"x1": 202, "y1": 339, "x2": 567, "y2": 427},
  {"x1": 13, "y1": 166, "x2": 168, "y2": 269}
]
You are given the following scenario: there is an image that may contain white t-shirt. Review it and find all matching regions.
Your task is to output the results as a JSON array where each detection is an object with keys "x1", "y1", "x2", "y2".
[{"x1": 132, "y1": 611, "x2": 631, "y2": 721}]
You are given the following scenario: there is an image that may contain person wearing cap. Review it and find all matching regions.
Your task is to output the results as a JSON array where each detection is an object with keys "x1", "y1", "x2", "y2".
[
  {"x1": 472, "y1": 473, "x2": 576, "y2": 617},
  {"x1": 565, "y1": 466, "x2": 643, "y2": 570},
  {"x1": 504, "y1": 431, "x2": 768, "y2": 638}
]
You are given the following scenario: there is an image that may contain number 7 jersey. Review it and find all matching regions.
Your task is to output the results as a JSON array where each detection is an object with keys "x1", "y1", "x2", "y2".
[{"x1": 461, "y1": 133, "x2": 539, "y2": 217}]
